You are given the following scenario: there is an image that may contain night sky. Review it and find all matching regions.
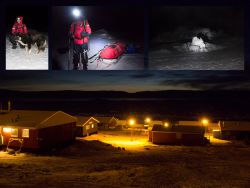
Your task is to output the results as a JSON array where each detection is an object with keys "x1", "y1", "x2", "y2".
[
  {"x1": 52, "y1": 6, "x2": 144, "y2": 43},
  {"x1": 0, "y1": 71, "x2": 250, "y2": 92},
  {"x1": 5, "y1": 6, "x2": 48, "y2": 33},
  {"x1": 150, "y1": 6, "x2": 244, "y2": 39}
]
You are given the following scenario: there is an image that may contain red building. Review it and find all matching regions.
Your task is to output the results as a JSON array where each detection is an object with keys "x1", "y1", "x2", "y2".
[{"x1": 0, "y1": 110, "x2": 76, "y2": 150}]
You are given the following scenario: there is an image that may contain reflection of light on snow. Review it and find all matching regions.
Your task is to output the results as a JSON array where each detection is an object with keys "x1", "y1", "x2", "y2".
[{"x1": 107, "y1": 140, "x2": 148, "y2": 147}]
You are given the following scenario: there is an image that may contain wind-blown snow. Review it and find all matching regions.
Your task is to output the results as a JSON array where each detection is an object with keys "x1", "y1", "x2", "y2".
[{"x1": 6, "y1": 38, "x2": 48, "y2": 70}]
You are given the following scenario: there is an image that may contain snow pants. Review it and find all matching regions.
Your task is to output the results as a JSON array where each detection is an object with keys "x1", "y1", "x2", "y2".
[{"x1": 73, "y1": 44, "x2": 89, "y2": 70}]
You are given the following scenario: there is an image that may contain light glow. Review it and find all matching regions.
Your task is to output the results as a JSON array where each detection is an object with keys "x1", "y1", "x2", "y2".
[
  {"x1": 128, "y1": 119, "x2": 135, "y2": 126},
  {"x1": 164, "y1": 122, "x2": 169, "y2": 128},
  {"x1": 202, "y1": 118, "x2": 209, "y2": 125},
  {"x1": 72, "y1": 8, "x2": 81, "y2": 18},
  {"x1": 3, "y1": 128, "x2": 11, "y2": 133},
  {"x1": 145, "y1": 118, "x2": 151, "y2": 123}
]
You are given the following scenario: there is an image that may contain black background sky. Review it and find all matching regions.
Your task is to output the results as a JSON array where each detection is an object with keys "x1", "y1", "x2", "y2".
[
  {"x1": 53, "y1": 6, "x2": 144, "y2": 43},
  {"x1": 5, "y1": 6, "x2": 48, "y2": 33},
  {"x1": 0, "y1": 0, "x2": 250, "y2": 92},
  {"x1": 150, "y1": 6, "x2": 244, "y2": 38}
]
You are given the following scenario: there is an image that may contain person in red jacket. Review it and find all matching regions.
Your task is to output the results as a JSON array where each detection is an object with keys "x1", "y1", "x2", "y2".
[
  {"x1": 69, "y1": 17, "x2": 91, "y2": 70},
  {"x1": 9, "y1": 16, "x2": 29, "y2": 49}
]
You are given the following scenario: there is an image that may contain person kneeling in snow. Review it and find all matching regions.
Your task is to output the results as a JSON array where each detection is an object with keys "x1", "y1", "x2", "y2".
[
  {"x1": 69, "y1": 17, "x2": 91, "y2": 70},
  {"x1": 9, "y1": 16, "x2": 29, "y2": 49},
  {"x1": 188, "y1": 36, "x2": 208, "y2": 52}
]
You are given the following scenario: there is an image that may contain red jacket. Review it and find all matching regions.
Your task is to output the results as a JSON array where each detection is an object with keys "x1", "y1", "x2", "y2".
[
  {"x1": 70, "y1": 20, "x2": 91, "y2": 45},
  {"x1": 12, "y1": 16, "x2": 28, "y2": 35}
]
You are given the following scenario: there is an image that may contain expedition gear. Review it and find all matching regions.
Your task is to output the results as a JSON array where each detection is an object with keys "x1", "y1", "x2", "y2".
[{"x1": 69, "y1": 19, "x2": 91, "y2": 70}]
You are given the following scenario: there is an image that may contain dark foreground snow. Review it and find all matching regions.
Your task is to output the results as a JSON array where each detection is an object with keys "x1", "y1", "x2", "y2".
[{"x1": 0, "y1": 131, "x2": 250, "y2": 187}]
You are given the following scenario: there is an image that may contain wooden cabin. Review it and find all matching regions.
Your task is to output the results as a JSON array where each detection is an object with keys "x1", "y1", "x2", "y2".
[
  {"x1": 0, "y1": 110, "x2": 76, "y2": 150},
  {"x1": 76, "y1": 116, "x2": 99, "y2": 137}
]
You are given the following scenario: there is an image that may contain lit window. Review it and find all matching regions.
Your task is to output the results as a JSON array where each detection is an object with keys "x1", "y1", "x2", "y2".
[
  {"x1": 22, "y1": 129, "x2": 29, "y2": 138},
  {"x1": 92, "y1": 124, "x2": 94, "y2": 128},
  {"x1": 10, "y1": 128, "x2": 18, "y2": 137},
  {"x1": 3, "y1": 128, "x2": 11, "y2": 133}
]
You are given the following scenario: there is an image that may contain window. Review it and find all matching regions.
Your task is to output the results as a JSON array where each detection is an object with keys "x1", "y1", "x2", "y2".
[
  {"x1": 91, "y1": 124, "x2": 94, "y2": 128},
  {"x1": 22, "y1": 129, "x2": 29, "y2": 138},
  {"x1": 10, "y1": 128, "x2": 18, "y2": 137}
]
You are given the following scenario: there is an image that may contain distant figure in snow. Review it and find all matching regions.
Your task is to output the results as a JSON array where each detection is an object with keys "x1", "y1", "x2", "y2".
[
  {"x1": 189, "y1": 36, "x2": 207, "y2": 52},
  {"x1": 9, "y1": 16, "x2": 29, "y2": 49},
  {"x1": 69, "y1": 16, "x2": 92, "y2": 70}
]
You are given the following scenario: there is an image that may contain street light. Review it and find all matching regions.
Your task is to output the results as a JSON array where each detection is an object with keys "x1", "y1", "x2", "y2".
[
  {"x1": 145, "y1": 117, "x2": 151, "y2": 123},
  {"x1": 201, "y1": 118, "x2": 209, "y2": 126},
  {"x1": 129, "y1": 119, "x2": 135, "y2": 126},
  {"x1": 128, "y1": 118, "x2": 136, "y2": 141},
  {"x1": 164, "y1": 122, "x2": 169, "y2": 128}
]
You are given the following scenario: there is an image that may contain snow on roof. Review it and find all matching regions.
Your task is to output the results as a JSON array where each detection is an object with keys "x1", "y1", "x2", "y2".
[
  {"x1": 76, "y1": 116, "x2": 100, "y2": 126},
  {"x1": 0, "y1": 110, "x2": 76, "y2": 129},
  {"x1": 94, "y1": 116, "x2": 118, "y2": 124}
]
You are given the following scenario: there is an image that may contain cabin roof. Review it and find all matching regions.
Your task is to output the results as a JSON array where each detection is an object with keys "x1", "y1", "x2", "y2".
[
  {"x1": 0, "y1": 110, "x2": 76, "y2": 129},
  {"x1": 76, "y1": 116, "x2": 100, "y2": 126}
]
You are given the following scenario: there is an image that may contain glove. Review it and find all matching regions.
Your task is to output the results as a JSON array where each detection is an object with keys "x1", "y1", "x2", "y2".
[{"x1": 81, "y1": 32, "x2": 89, "y2": 38}]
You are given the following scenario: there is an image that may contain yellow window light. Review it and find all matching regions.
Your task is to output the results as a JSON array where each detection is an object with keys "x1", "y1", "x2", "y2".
[
  {"x1": 3, "y1": 128, "x2": 11, "y2": 133},
  {"x1": 22, "y1": 129, "x2": 29, "y2": 138}
]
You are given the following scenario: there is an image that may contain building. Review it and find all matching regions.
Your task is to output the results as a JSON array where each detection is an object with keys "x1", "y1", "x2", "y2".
[
  {"x1": 149, "y1": 122, "x2": 207, "y2": 146},
  {"x1": 76, "y1": 116, "x2": 99, "y2": 137},
  {"x1": 213, "y1": 121, "x2": 250, "y2": 141},
  {"x1": 0, "y1": 110, "x2": 76, "y2": 150},
  {"x1": 95, "y1": 116, "x2": 119, "y2": 130}
]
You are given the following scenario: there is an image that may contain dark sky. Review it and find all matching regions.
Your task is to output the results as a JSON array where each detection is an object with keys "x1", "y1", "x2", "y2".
[
  {"x1": 0, "y1": 71, "x2": 250, "y2": 92},
  {"x1": 5, "y1": 6, "x2": 48, "y2": 33},
  {"x1": 52, "y1": 6, "x2": 144, "y2": 43},
  {"x1": 150, "y1": 6, "x2": 244, "y2": 38}
]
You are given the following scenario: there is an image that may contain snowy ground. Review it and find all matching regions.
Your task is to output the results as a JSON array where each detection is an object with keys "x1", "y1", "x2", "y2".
[
  {"x1": 53, "y1": 30, "x2": 144, "y2": 70},
  {"x1": 149, "y1": 29, "x2": 244, "y2": 70},
  {"x1": 6, "y1": 38, "x2": 49, "y2": 70},
  {"x1": 0, "y1": 131, "x2": 250, "y2": 187}
]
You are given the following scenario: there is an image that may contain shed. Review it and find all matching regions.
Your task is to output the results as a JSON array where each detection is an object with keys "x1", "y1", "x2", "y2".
[
  {"x1": 76, "y1": 116, "x2": 99, "y2": 137},
  {"x1": 0, "y1": 110, "x2": 76, "y2": 150}
]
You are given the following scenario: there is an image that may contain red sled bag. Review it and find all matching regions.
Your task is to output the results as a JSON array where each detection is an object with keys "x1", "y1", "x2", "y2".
[{"x1": 99, "y1": 42, "x2": 126, "y2": 60}]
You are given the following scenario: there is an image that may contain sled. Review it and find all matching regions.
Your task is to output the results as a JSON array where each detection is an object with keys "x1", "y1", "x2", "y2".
[{"x1": 89, "y1": 42, "x2": 126, "y2": 68}]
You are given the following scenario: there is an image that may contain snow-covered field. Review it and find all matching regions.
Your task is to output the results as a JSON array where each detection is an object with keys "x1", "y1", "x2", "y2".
[
  {"x1": 0, "y1": 131, "x2": 250, "y2": 187},
  {"x1": 149, "y1": 28, "x2": 244, "y2": 70},
  {"x1": 53, "y1": 29, "x2": 144, "y2": 70},
  {"x1": 6, "y1": 38, "x2": 48, "y2": 70}
]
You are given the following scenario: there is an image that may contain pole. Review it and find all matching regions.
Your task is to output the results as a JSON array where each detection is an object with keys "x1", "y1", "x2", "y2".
[
  {"x1": 68, "y1": 38, "x2": 73, "y2": 71},
  {"x1": 68, "y1": 38, "x2": 71, "y2": 71}
]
